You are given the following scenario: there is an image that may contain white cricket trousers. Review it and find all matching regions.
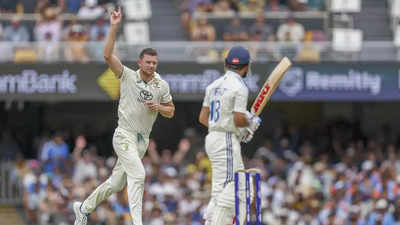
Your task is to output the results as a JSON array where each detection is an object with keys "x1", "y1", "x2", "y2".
[
  {"x1": 204, "y1": 131, "x2": 252, "y2": 225},
  {"x1": 81, "y1": 128, "x2": 148, "y2": 225}
]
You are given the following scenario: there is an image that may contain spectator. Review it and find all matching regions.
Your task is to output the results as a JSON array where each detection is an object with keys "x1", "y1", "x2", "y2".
[
  {"x1": 64, "y1": 23, "x2": 90, "y2": 63},
  {"x1": 249, "y1": 13, "x2": 275, "y2": 41},
  {"x1": 77, "y1": 0, "x2": 105, "y2": 20},
  {"x1": 182, "y1": 0, "x2": 213, "y2": 15},
  {"x1": 88, "y1": 16, "x2": 109, "y2": 60},
  {"x1": 190, "y1": 17, "x2": 216, "y2": 41},
  {"x1": 180, "y1": 0, "x2": 213, "y2": 34},
  {"x1": 37, "y1": 32, "x2": 60, "y2": 62},
  {"x1": 0, "y1": 24, "x2": 11, "y2": 62},
  {"x1": 67, "y1": 0, "x2": 83, "y2": 13},
  {"x1": 36, "y1": 0, "x2": 66, "y2": 14},
  {"x1": 238, "y1": 0, "x2": 265, "y2": 13},
  {"x1": 289, "y1": 0, "x2": 307, "y2": 11},
  {"x1": 90, "y1": 16, "x2": 109, "y2": 41},
  {"x1": 35, "y1": 7, "x2": 61, "y2": 61},
  {"x1": 223, "y1": 17, "x2": 249, "y2": 41},
  {"x1": 269, "y1": 0, "x2": 289, "y2": 11},
  {"x1": 35, "y1": 7, "x2": 61, "y2": 41},
  {"x1": 39, "y1": 131, "x2": 69, "y2": 175},
  {"x1": 61, "y1": 19, "x2": 78, "y2": 40},
  {"x1": 3, "y1": 15, "x2": 30, "y2": 42},
  {"x1": 213, "y1": 0, "x2": 236, "y2": 16},
  {"x1": 112, "y1": 192, "x2": 130, "y2": 218},
  {"x1": 149, "y1": 207, "x2": 164, "y2": 225},
  {"x1": 277, "y1": 17, "x2": 305, "y2": 42},
  {"x1": 367, "y1": 199, "x2": 395, "y2": 225},
  {"x1": 14, "y1": 123, "x2": 400, "y2": 225},
  {"x1": 72, "y1": 136, "x2": 98, "y2": 184}
]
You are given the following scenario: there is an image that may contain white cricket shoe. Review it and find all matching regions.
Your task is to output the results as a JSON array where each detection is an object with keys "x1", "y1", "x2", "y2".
[{"x1": 73, "y1": 201, "x2": 88, "y2": 225}]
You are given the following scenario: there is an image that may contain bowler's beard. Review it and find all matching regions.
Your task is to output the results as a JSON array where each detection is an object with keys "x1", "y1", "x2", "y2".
[{"x1": 141, "y1": 69, "x2": 154, "y2": 77}]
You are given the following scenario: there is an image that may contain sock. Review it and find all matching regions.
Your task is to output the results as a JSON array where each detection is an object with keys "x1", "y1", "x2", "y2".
[{"x1": 80, "y1": 201, "x2": 90, "y2": 215}]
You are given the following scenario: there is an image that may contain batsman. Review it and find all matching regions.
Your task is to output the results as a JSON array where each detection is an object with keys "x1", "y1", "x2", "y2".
[{"x1": 199, "y1": 46, "x2": 261, "y2": 225}]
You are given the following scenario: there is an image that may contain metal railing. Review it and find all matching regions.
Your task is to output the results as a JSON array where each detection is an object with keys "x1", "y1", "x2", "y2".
[
  {"x1": 1, "y1": 41, "x2": 399, "y2": 63},
  {"x1": 0, "y1": 161, "x2": 23, "y2": 205}
]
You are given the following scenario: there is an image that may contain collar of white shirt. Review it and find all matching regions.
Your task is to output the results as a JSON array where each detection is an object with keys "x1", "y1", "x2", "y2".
[
  {"x1": 136, "y1": 69, "x2": 161, "y2": 85},
  {"x1": 226, "y1": 70, "x2": 244, "y2": 82}
]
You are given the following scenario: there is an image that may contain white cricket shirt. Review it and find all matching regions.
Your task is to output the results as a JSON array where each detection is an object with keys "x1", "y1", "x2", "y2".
[
  {"x1": 117, "y1": 66, "x2": 172, "y2": 138},
  {"x1": 202, "y1": 70, "x2": 249, "y2": 135}
]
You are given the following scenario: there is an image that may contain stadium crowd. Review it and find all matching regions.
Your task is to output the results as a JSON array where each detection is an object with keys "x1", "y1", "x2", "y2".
[
  {"x1": 181, "y1": 0, "x2": 326, "y2": 15},
  {"x1": 0, "y1": 0, "x2": 115, "y2": 63},
  {"x1": 2, "y1": 120, "x2": 400, "y2": 225},
  {"x1": 182, "y1": 0, "x2": 327, "y2": 62},
  {"x1": 0, "y1": 0, "x2": 327, "y2": 63}
]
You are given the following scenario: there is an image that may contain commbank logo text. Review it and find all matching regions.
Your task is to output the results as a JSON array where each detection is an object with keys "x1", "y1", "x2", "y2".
[{"x1": 0, "y1": 70, "x2": 77, "y2": 94}]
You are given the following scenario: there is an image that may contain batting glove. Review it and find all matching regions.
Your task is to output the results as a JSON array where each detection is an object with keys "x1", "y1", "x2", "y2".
[
  {"x1": 245, "y1": 111, "x2": 261, "y2": 133},
  {"x1": 238, "y1": 127, "x2": 254, "y2": 143}
]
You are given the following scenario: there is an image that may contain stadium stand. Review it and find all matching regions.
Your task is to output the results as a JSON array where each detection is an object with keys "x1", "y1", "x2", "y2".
[
  {"x1": 353, "y1": 0, "x2": 391, "y2": 41},
  {"x1": 149, "y1": 0, "x2": 187, "y2": 41},
  {"x1": 2, "y1": 121, "x2": 400, "y2": 225}
]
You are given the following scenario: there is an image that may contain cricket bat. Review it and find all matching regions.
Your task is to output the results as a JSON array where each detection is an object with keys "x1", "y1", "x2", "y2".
[{"x1": 251, "y1": 57, "x2": 292, "y2": 116}]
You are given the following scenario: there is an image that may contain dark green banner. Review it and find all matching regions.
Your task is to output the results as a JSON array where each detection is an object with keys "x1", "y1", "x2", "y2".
[{"x1": 0, "y1": 62, "x2": 399, "y2": 102}]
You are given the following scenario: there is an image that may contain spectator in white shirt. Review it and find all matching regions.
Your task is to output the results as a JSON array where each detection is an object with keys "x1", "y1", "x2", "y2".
[
  {"x1": 77, "y1": 0, "x2": 105, "y2": 19},
  {"x1": 35, "y1": 7, "x2": 61, "y2": 41},
  {"x1": 73, "y1": 149, "x2": 98, "y2": 184},
  {"x1": 277, "y1": 17, "x2": 305, "y2": 42},
  {"x1": 72, "y1": 136, "x2": 98, "y2": 184},
  {"x1": 3, "y1": 15, "x2": 30, "y2": 42}
]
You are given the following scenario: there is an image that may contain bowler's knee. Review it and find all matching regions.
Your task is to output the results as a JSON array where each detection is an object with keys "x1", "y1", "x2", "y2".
[
  {"x1": 128, "y1": 167, "x2": 145, "y2": 183},
  {"x1": 105, "y1": 178, "x2": 125, "y2": 193}
]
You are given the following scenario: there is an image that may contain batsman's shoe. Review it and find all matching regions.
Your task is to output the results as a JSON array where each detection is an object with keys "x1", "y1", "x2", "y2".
[{"x1": 73, "y1": 201, "x2": 88, "y2": 225}]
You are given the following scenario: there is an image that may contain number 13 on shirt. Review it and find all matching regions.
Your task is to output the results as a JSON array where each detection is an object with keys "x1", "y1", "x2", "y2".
[{"x1": 209, "y1": 100, "x2": 221, "y2": 123}]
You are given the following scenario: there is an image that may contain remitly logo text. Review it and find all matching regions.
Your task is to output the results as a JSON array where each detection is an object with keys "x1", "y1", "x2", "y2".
[{"x1": 0, "y1": 70, "x2": 77, "y2": 94}]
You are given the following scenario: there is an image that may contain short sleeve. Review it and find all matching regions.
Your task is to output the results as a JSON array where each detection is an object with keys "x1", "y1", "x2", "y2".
[
  {"x1": 40, "y1": 143, "x2": 50, "y2": 161},
  {"x1": 160, "y1": 82, "x2": 173, "y2": 103},
  {"x1": 233, "y1": 88, "x2": 248, "y2": 113},
  {"x1": 61, "y1": 145, "x2": 69, "y2": 159},
  {"x1": 202, "y1": 87, "x2": 210, "y2": 108},
  {"x1": 119, "y1": 65, "x2": 135, "y2": 81}
]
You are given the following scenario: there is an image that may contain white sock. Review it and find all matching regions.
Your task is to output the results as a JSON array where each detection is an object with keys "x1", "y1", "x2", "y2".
[{"x1": 80, "y1": 201, "x2": 90, "y2": 214}]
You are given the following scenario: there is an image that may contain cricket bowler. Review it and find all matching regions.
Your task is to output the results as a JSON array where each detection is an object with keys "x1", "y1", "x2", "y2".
[
  {"x1": 199, "y1": 46, "x2": 261, "y2": 225},
  {"x1": 73, "y1": 7, "x2": 175, "y2": 225}
]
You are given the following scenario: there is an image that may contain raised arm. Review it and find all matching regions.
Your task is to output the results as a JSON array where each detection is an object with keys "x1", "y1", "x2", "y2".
[{"x1": 104, "y1": 7, "x2": 123, "y2": 78}]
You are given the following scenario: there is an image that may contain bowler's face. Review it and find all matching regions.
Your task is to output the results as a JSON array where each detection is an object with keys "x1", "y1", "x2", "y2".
[{"x1": 138, "y1": 55, "x2": 158, "y2": 76}]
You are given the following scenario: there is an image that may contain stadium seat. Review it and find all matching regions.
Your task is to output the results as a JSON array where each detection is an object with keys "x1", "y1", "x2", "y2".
[
  {"x1": 391, "y1": 0, "x2": 400, "y2": 17},
  {"x1": 390, "y1": 0, "x2": 400, "y2": 31},
  {"x1": 332, "y1": 28, "x2": 363, "y2": 52},
  {"x1": 332, "y1": 14, "x2": 354, "y2": 28},
  {"x1": 14, "y1": 47, "x2": 37, "y2": 63},
  {"x1": 394, "y1": 26, "x2": 400, "y2": 47},
  {"x1": 122, "y1": 0, "x2": 152, "y2": 20},
  {"x1": 329, "y1": 0, "x2": 361, "y2": 13},
  {"x1": 124, "y1": 22, "x2": 150, "y2": 44}
]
